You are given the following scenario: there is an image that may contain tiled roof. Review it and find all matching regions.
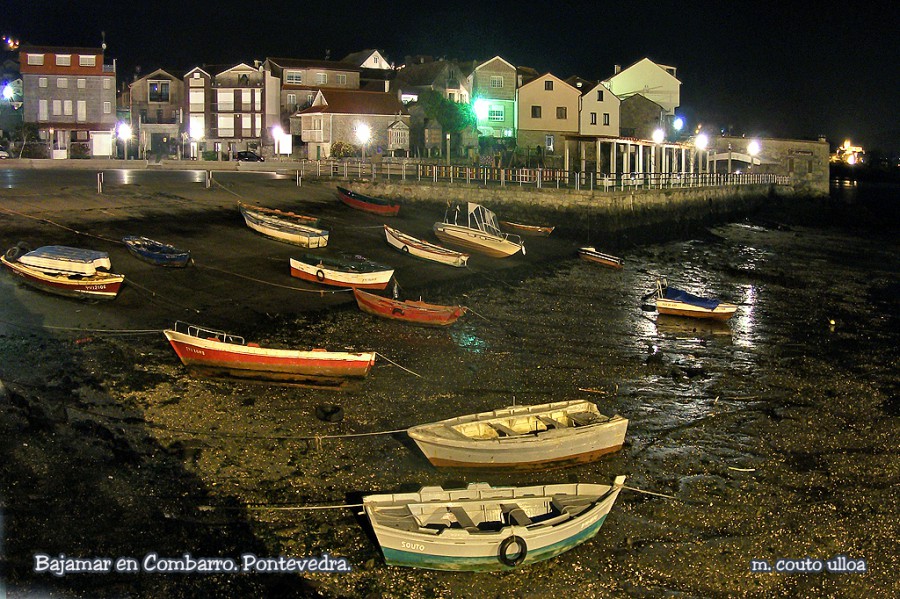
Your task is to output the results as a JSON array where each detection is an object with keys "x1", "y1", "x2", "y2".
[
  {"x1": 267, "y1": 57, "x2": 360, "y2": 71},
  {"x1": 20, "y1": 45, "x2": 104, "y2": 54},
  {"x1": 297, "y1": 89, "x2": 407, "y2": 116}
]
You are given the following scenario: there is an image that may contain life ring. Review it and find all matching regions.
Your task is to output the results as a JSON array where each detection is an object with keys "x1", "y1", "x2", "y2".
[
  {"x1": 402, "y1": 245, "x2": 409, "y2": 253},
  {"x1": 315, "y1": 269, "x2": 325, "y2": 282},
  {"x1": 391, "y1": 307, "x2": 404, "y2": 316},
  {"x1": 4, "y1": 246, "x2": 23, "y2": 262},
  {"x1": 315, "y1": 404, "x2": 344, "y2": 423},
  {"x1": 498, "y1": 535, "x2": 527, "y2": 567}
]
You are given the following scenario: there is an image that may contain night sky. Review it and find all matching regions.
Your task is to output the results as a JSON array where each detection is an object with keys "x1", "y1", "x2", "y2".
[{"x1": 5, "y1": 1, "x2": 898, "y2": 153}]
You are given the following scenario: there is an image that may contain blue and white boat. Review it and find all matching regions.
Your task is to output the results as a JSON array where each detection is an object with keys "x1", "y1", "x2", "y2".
[
  {"x1": 362, "y1": 477, "x2": 625, "y2": 571},
  {"x1": 12, "y1": 245, "x2": 111, "y2": 276},
  {"x1": 123, "y1": 236, "x2": 191, "y2": 267}
]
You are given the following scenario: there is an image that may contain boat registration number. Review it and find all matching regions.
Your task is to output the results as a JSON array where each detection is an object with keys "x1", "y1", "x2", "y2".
[
  {"x1": 85, "y1": 285, "x2": 108, "y2": 291},
  {"x1": 401, "y1": 541, "x2": 425, "y2": 552}
]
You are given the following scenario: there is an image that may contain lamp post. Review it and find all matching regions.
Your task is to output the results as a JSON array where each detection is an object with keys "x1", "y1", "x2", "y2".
[
  {"x1": 356, "y1": 123, "x2": 371, "y2": 162},
  {"x1": 48, "y1": 127, "x2": 54, "y2": 158},
  {"x1": 189, "y1": 121, "x2": 203, "y2": 160},
  {"x1": 117, "y1": 123, "x2": 132, "y2": 160},
  {"x1": 695, "y1": 133, "x2": 709, "y2": 174},
  {"x1": 747, "y1": 139, "x2": 760, "y2": 172},
  {"x1": 273, "y1": 125, "x2": 283, "y2": 158},
  {"x1": 652, "y1": 128, "x2": 664, "y2": 183}
]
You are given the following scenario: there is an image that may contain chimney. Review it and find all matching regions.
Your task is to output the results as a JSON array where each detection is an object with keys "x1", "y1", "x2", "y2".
[{"x1": 614, "y1": 64, "x2": 621, "y2": 74}]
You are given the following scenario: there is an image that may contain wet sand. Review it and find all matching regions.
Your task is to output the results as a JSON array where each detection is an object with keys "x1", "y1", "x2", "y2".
[{"x1": 1, "y1": 176, "x2": 897, "y2": 597}]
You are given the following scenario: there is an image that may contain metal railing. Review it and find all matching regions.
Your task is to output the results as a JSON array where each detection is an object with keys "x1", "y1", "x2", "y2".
[{"x1": 288, "y1": 159, "x2": 789, "y2": 190}]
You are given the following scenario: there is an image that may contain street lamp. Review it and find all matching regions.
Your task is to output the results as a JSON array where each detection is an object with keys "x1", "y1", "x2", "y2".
[
  {"x1": 652, "y1": 128, "x2": 664, "y2": 177},
  {"x1": 695, "y1": 133, "x2": 709, "y2": 173},
  {"x1": 273, "y1": 125, "x2": 283, "y2": 157},
  {"x1": 356, "y1": 123, "x2": 371, "y2": 162},
  {"x1": 189, "y1": 121, "x2": 204, "y2": 160},
  {"x1": 747, "y1": 139, "x2": 760, "y2": 170},
  {"x1": 117, "y1": 123, "x2": 132, "y2": 160}
]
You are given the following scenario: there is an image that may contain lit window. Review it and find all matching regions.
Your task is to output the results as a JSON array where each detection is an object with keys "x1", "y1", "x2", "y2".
[
  {"x1": 337, "y1": 74, "x2": 347, "y2": 85},
  {"x1": 77, "y1": 78, "x2": 86, "y2": 89},
  {"x1": 603, "y1": 113, "x2": 610, "y2": 126},
  {"x1": 57, "y1": 78, "x2": 68, "y2": 89},
  {"x1": 315, "y1": 73, "x2": 327, "y2": 85},
  {"x1": 545, "y1": 134, "x2": 554, "y2": 152},
  {"x1": 531, "y1": 105, "x2": 541, "y2": 118},
  {"x1": 79, "y1": 55, "x2": 96, "y2": 67},
  {"x1": 27, "y1": 54, "x2": 45, "y2": 65},
  {"x1": 38, "y1": 99, "x2": 48, "y2": 120},
  {"x1": 64, "y1": 100, "x2": 72, "y2": 115},
  {"x1": 488, "y1": 106, "x2": 504, "y2": 121},
  {"x1": 38, "y1": 77, "x2": 48, "y2": 88},
  {"x1": 287, "y1": 93, "x2": 296, "y2": 107},
  {"x1": 52, "y1": 100, "x2": 61, "y2": 115},
  {"x1": 490, "y1": 76, "x2": 503, "y2": 89},
  {"x1": 103, "y1": 101, "x2": 111, "y2": 114},
  {"x1": 103, "y1": 78, "x2": 112, "y2": 90},
  {"x1": 286, "y1": 72, "x2": 302, "y2": 84},
  {"x1": 56, "y1": 54, "x2": 71, "y2": 66}
]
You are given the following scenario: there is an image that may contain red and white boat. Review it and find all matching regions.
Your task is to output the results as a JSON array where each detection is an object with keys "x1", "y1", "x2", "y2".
[
  {"x1": 289, "y1": 254, "x2": 394, "y2": 289},
  {"x1": 336, "y1": 186, "x2": 401, "y2": 216},
  {"x1": 163, "y1": 321, "x2": 376, "y2": 384},
  {"x1": 2, "y1": 245, "x2": 124, "y2": 300},
  {"x1": 383, "y1": 225, "x2": 468, "y2": 268},
  {"x1": 654, "y1": 279, "x2": 738, "y2": 321},
  {"x1": 353, "y1": 288, "x2": 467, "y2": 326}
]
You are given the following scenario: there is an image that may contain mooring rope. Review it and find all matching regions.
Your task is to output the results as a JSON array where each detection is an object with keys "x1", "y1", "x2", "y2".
[
  {"x1": 0, "y1": 206, "x2": 121, "y2": 245},
  {"x1": 193, "y1": 262, "x2": 351, "y2": 294},
  {"x1": 0, "y1": 317, "x2": 162, "y2": 335},
  {"x1": 375, "y1": 352, "x2": 422, "y2": 377},
  {"x1": 622, "y1": 485, "x2": 678, "y2": 500}
]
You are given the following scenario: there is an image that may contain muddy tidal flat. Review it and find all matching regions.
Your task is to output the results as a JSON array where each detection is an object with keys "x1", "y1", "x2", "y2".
[{"x1": 1, "y1": 174, "x2": 897, "y2": 598}]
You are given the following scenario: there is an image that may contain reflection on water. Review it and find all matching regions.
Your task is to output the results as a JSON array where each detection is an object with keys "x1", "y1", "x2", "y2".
[{"x1": 448, "y1": 326, "x2": 488, "y2": 354}]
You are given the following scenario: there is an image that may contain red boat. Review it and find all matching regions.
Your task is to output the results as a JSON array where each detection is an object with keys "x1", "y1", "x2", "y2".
[
  {"x1": 163, "y1": 322, "x2": 376, "y2": 385},
  {"x1": 1, "y1": 253, "x2": 124, "y2": 300},
  {"x1": 353, "y1": 289, "x2": 467, "y2": 326},
  {"x1": 336, "y1": 186, "x2": 400, "y2": 216}
]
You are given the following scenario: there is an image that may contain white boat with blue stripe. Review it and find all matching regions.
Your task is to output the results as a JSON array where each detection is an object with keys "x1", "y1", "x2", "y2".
[{"x1": 363, "y1": 477, "x2": 625, "y2": 571}]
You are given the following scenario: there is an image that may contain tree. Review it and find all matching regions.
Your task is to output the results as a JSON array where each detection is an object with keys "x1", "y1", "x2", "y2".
[{"x1": 418, "y1": 90, "x2": 476, "y2": 136}]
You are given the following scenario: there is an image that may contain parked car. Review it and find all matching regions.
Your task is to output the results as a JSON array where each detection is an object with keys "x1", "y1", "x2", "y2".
[
  {"x1": 0, "y1": 149, "x2": 10, "y2": 159},
  {"x1": 235, "y1": 151, "x2": 264, "y2": 162}
]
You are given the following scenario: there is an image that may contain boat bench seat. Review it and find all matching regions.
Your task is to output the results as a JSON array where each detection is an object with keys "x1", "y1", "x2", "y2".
[
  {"x1": 551, "y1": 497, "x2": 592, "y2": 517},
  {"x1": 501, "y1": 503, "x2": 534, "y2": 527},
  {"x1": 537, "y1": 415, "x2": 566, "y2": 429},
  {"x1": 490, "y1": 422, "x2": 520, "y2": 437},
  {"x1": 569, "y1": 413, "x2": 602, "y2": 427},
  {"x1": 448, "y1": 506, "x2": 480, "y2": 532}
]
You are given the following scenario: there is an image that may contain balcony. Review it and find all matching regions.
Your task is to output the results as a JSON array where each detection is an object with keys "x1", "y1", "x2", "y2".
[{"x1": 302, "y1": 130, "x2": 324, "y2": 142}]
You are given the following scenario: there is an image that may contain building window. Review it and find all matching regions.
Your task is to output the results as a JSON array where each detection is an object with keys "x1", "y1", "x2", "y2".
[
  {"x1": 590, "y1": 112, "x2": 597, "y2": 125},
  {"x1": 242, "y1": 89, "x2": 252, "y2": 109},
  {"x1": 56, "y1": 54, "x2": 71, "y2": 66},
  {"x1": 545, "y1": 134, "x2": 554, "y2": 152},
  {"x1": 103, "y1": 78, "x2": 112, "y2": 90},
  {"x1": 597, "y1": 90, "x2": 604, "y2": 101},
  {"x1": 603, "y1": 113, "x2": 610, "y2": 126},
  {"x1": 315, "y1": 72, "x2": 327, "y2": 85},
  {"x1": 79, "y1": 55, "x2": 96, "y2": 67},
  {"x1": 255, "y1": 89, "x2": 261, "y2": 111},
  {"x1": 189, "y1": 89, "x2": 204, "y2": 112},
  {"x1": 38, "y1": 100, "x2": 48, "y2": 120},
  {"x1": 27, "y1": 53, "x2": 44, "y2": 65},
  {"x1": 544, "y1": 80, "x2": 553, "y2": 91},
  {"x1": 807, "y1": 160, "x2": 814, "y2": 174},
  {"x1": 287, "y1": 93, "x2": 296, "y2": 108},
  {"x1": 488, "y1": 106, "x2": 504, "y2": 121},
  {"x1": 148, "y1": 80, "x2": 170, "y2": 102},
  {"x1": 64, "y1": 100, "x2": 72, "y2": 115},
  {"x1": 556, "y1": 106, "x2": 567, "y2": 119},
  {"x1": 189, "y1": 76, "x2": 204, "y2": 86},
  {"x1": 306, "y1": 93, "x2": 314, "y2": 104},
  {"x1": 77, "y1": 78, "x2": 86, "y2": 89},
  {"x1": 38, "y1": 77, "x2": 48, "y2": 88},
  {"x1": 531, "y1": 105, "x2": 541, "y2": 119},
  {"x1": 57, "y1": 78, "x2": 68, "y2": 89},
  {"x1": 52, "y1": 100, "x2": 62, "y2": 116},
  {"x1": 448, "y1": 92, "x2": 456, "y2": 102},
  {"x1": 76, "y1": 100, "x2": 86, "y2": 122},
  {"x1": 337, "y1": 74, "x2": 347, "y2": 85},
  {"x1": 103, "y1": 101, "x2": 111, "y2": 114},
  {"x1": 286, "y1": 71, "x2": 302, "y2": 84},
  {"x1": 490, "y1": 76, "x2": 503, "y2": 89},
  {"x1": 218, "y1": 115, "x2": 234, "y2": 137}
]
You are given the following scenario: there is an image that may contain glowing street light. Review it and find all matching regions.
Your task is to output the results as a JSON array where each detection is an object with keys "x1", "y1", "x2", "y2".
[
  {"x1": 747, "y1": 139, "x2": 760, "y2": 169},
  {"x1": 2, "y1": 84, "x2": 12, "y2": 101},
  {"x1": 356, "y1": 123, "x2": 371, "y2": 161},
  {"x1": 652, "y1": 128, "x2": 665, "y2": 144},
  {"x1": 473, "y1": 98, "x2": 489, "y2": 121},
  {"x1": 117, "y1": 123, "x2": 132, "y2": 160},
  {"x1": 695, "y1": 133, "x2": 709, "y2": 174},
  {"x1": 673, "y1": 117, "x2": 684, "y2": 132}
]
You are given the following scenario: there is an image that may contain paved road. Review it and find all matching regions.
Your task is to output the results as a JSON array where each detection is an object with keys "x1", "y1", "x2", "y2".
[{"x1": 0, "y1": 168, "x2": 296, "y2": 189}]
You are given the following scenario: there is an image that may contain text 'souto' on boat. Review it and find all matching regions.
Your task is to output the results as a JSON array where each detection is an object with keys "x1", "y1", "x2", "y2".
[
  {"x1": 1, "y1": 244, "x2": 124, "y2": 300},
  {"x1": 578, "y1": 246, "x2": 624, "y2": 269},
  {"x1": 238, "y1": 201, "x2": 328, "y2": 248},
  {"x1": 353, "y1": 288, "x2": 467, "y2": 327},
  {"x1": 122, "y1": 236, "x2": 191, "y2": 267},
  {"x1": 362, "y1": 476, "x2": 626, "y2": 571},
  {"x1": 289, "y1": 253, "x2": 394, "y2": 289},
  {"x1": 406, "y1": 400, "x2": 627, "y2": 469},
  {"x1": 383, "y1": 225, "x2": 468, "y2": 268},
  {"x1": 654, "y1": 278, "x2": 738, "y2": 321},
  {"x1": 163, "y1": 321, "x2": 375, "y2": 385},
  {"x1": 433, "y1": 202, "x2": 525, "y2": 258},
  {"x1": 336, "y1": 186, "x2": 401, "y2": 216}
]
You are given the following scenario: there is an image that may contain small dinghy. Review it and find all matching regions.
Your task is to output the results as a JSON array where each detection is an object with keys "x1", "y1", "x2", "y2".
[
  {"x1": 353, "y1": 288, "x2": 467, "y2": 326},
  {"x1": 578, "y1": 247, "x2": 624, "y2": 269},
  {"x1": 654, "y1": 278, "x2": 738, "y2": 321},
  {"x1": 123, "y1": 236, "x2": 191, "y2": 267},
  {"x1": 2, "y1": 244, "x2": 124, "y2": 300},
  {"x1": 289, "y1": 254, "x2": 394, "y2": 289}
]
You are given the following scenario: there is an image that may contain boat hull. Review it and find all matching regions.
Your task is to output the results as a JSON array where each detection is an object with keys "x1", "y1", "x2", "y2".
[
  {"x1": 353, "y1": 289, "x2": 466, "y2": 326},
  {"x1": 656, "y1": 299, "x2": 737, "y2": 321},
  {"x1": 2, "y1": 256, "x2": 123, "y2": 300},
  {"x1": 500, "y1": 221, "x2": 554, "y2": 237},
  {"x1": 289, "y1": 257, "x2": 393, "y2": 290},
  {"x1": 163, "y1": 329, "x2": 375, "y2": 382},
  {"x1": 384, "y1": 225, "x2": 468, "y2": 268},
  {"x1": 337, "y1": 187, "x2": 400, "y2": 216},
  {"x1": 123, "y1": 236, "x2": 191, "y2": 267},
  {"x1": 364, "y1": 480, "x2": 624, "y2": 572},
  {"x1": 239, "y1": 204, "x2": 328, "y2": 248},
  {"x1": 578, "y1": 247, "x2": 623, "y2": 269},
  {"x1": 408, "y1": 401, "x2": 627, "y2": 469},
  {"x1": 433, "y1": 223, "x2": 523, "y2": 258}
]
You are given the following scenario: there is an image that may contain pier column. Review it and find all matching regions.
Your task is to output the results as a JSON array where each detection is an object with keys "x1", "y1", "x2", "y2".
[{"x1": 610, "y1": 141, "x2": 617, "y2": 176}]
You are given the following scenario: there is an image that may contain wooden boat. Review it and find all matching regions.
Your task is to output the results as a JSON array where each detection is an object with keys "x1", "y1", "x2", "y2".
[
  {"x1": 238, "y1": 201, "x2": 328, "y2": 248},
  {"x1": 336, "y1": 186, "x2": 400, "y2": 216},
  {"x1": 407, "y1": 400, "x2": 627, "y2": 469},
  {"x1": 433, "y1": 203, "x2": 524, "y2": 258},
  {"x1": 363, "y1": 476, "x2": 626, "y2": 571},
  {"x1": 289, "y1": 254, "x2": 394, "y2": 289},
  {"x1": 10, "y1": 244, "x2": 111, "y2": 276},
  {"x1": 655, "y1": 278, "x2": 737, "y2": 321},
  {"x1": 383, "y1": 225, "x2": 468, "y2": 268},
  {"x1": 353, "y1": 288, "x2": 467, "y2": 326},
  {"x1": 500, "y1": 221, "x2": 555, "y2": 237},
  {"x1": 163, "y1": 321, "x2": 375, "y2": 384},
  {"x1": 122, "y1": 236, "x2": 191, "y2": 267},
  {"x1": 578, "y1": 247, "x2": 624, "y2": 269},
  {"x1": 2, "y1": 246, "x2": 123, "y2": 300}
]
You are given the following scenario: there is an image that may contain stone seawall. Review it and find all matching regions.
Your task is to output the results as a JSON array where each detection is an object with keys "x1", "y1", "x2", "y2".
[{"x1": 350, "y1": 180, "x2": 792, "y2": 243}]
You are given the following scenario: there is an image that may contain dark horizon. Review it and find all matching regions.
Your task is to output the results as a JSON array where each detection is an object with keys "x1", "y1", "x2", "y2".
[{"x1": 5, "y1": 1, "x2": 898, "y2": 153}]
